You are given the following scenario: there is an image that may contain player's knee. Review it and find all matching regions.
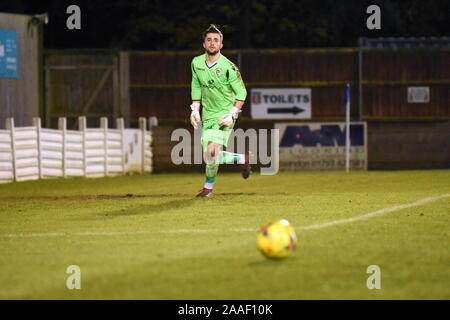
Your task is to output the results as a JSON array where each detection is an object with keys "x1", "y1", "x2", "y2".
[
  {"x1": 204, "y1": 150, "x2": 217, "y2": 165},
  {"x1": 207, "y1": 143, "x2": 217, "y2": 157},
  {"x1": 205, "y1": 142, "x2": 221, "y2": 164},
  {"x1": 204, "y1": 154, "x2": 215, "y2": 165}
]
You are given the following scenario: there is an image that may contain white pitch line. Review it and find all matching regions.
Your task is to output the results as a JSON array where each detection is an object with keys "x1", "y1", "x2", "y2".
[
  {"x1": 0, "y1": 193, "x2": 448, "y2": 239},
  {"x1": 1, "y1": 232, "x2": 66, "y2": 238},
  {"x1": 164, "y1": 229, "x2": 213, "y2": 233},
  {"x1": 298, "y1": 193, "x2": 450, "y2": 231},
  {"x1": 72, "y1": 231, "x2": 149, "y2": 236}
]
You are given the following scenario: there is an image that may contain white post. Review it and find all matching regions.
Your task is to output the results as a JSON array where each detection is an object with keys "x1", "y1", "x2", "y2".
[
  {"x1": 364, "y1": 123, "x2": 368, "y2": 171},
  {"x1": 58, "y1": 117, "x2": 67, "y2": 178},
  {"x1": 33, "y1": 117, "x2": 43, "y2": 179},
  {"x1": 6, "y1": 118, "x2": 17, "y2": 182},
  {"x1": 139, "y1": 117, "x2": 146, "y2": 174},
  {"x1": 116, "y1": 118, "x2": 125, "y2": 174},
  {"x1": 345, "y1": 84, "x2": 351, "y2": 173},
  {"x1": 79, "y1": 116, "x2": 87, "y2": 177},
  {"x1": 148, "y1": 117, "x2": 157, "y2": 173},
  {"x1": 148, "y1": 116, "x2": 158, "y2": 131},
  {"x1": 100, "y1": 117, "x2": 108, "y2": 177}
]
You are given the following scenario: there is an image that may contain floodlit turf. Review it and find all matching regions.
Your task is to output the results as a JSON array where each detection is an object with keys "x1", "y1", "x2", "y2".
[{"x1": 0, "y1": 170, "x2": 449, "y2": 299}]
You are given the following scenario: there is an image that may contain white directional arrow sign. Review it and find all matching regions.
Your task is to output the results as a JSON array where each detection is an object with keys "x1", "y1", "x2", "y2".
[{"x1": 251, "y1": 88, "x2": 311, "y2": 119}]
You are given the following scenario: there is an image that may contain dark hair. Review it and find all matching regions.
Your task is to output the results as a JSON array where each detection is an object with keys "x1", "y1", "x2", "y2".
[{"x1": 202, "y1": 24, "x2": 223, "y2": 41}]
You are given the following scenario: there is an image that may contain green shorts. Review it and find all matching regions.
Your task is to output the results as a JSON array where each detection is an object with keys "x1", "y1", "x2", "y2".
[{"x1": 201, "y1": 118, "x2": 235, "y2": 152}]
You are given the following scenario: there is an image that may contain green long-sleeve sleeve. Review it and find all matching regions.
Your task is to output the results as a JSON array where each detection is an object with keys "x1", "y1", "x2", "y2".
[{"x1": 191, "y1": 61, "x2": 202, "y2": 101}]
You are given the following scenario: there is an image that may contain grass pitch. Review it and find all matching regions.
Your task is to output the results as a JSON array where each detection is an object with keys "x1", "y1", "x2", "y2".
[{"x1": 0, "y1": 170, "x2": 449, "y2": 299}]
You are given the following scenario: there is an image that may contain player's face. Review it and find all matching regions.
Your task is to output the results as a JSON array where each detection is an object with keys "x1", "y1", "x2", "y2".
[{"x1": 203, "y1": 33, "x2": 223, "y2": 55}]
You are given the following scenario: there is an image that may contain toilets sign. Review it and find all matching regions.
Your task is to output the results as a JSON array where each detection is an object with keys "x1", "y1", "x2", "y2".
[{"x1": 251, "y1": 88, "x2": 311, "y2": 119}]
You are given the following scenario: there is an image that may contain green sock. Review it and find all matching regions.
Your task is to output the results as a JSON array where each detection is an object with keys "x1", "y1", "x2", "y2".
[
  {"x1": 205, "y1": 163, "x2": 219, "y2": 185},
  {"x1": 219, "y1": 151, "x2": 242, "y2": 164}
]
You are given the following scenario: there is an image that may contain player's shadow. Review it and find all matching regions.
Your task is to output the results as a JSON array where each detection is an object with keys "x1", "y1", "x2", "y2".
[
  {"x1": 213, "y1": 192, "x2": 257, "y2": 197},
  {"x1": 92, "y1": 198, "x2": 197, "y2": 219}
]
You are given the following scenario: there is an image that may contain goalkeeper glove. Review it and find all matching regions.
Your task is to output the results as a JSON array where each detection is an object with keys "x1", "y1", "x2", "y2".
[
  {"x1": 218, "y1": 106, "x2": 240, "y2": 130},
  {"x1": 190, "y1": 102, "x2": 201, "y2": 129}
]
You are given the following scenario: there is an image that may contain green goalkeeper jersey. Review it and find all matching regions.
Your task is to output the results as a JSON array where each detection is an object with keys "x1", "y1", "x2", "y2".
[{"x1": 191, "y1": 54, "x2": 247, "y2": 121}]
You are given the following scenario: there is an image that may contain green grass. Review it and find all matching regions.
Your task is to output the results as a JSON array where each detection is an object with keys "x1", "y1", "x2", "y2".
[{"x1": 0, "y1": 170, "x2": 449, "y2": 299}]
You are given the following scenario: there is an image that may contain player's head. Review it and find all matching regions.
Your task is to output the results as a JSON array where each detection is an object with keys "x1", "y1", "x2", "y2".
[{"x1": 202, "y1": 24, "x2": 223, "y2": 55}]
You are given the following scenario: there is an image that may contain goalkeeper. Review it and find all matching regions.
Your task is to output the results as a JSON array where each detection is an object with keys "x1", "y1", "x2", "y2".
[{"x1": 190, "y1": 24, "x2": 250, "y2": 198}]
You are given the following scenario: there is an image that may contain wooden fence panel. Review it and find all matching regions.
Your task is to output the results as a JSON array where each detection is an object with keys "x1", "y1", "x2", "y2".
[
  {"x1": 125, "y1": 48, "x2": 449, "y2": 122},
  {"x1": 362, "y1": 84, "x2": 449, "y2": 118}
]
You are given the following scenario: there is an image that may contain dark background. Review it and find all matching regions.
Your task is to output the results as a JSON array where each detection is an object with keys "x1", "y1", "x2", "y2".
[{"x1": 1, "y1": 0, "x2": 449, "y2": 50}]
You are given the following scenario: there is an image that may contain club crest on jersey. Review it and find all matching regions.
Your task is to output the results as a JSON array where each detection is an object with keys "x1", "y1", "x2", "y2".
[{"x1": 216, "y1": 69, "x2": 221, "y2": 77}]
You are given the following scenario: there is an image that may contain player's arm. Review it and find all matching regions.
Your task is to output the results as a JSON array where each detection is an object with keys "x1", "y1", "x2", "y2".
[
  {"x1": 218, "y1": 65, "x2": 247, "y2": 129},
  {"x1": 190, "y1": 60, "x2": 201, "y2": 129},
  {"x1": 232, "y1": 99, "x2": 244, "y2": 111},
  {"x1": 228, "y1": 64, "x2": 247, "y2": 106}
]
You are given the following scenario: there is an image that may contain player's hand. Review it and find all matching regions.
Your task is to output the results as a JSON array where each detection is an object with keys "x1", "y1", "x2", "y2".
[
  {"x1": 218, "y1": 106, "x2": 240, "y2": 130},
  {"x1": 190, "y1": 103, "x2": 201, "y2": 129}
]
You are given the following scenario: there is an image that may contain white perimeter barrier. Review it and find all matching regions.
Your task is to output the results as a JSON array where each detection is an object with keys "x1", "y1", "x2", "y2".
[{"x1": 0, "y1": 116, "x2": 157, "y2": 183}]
